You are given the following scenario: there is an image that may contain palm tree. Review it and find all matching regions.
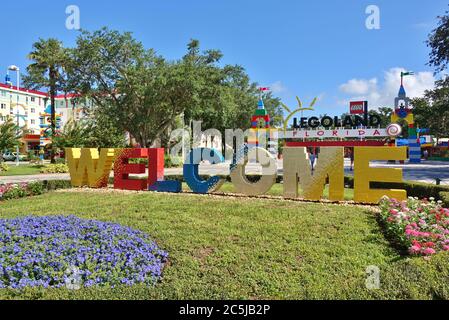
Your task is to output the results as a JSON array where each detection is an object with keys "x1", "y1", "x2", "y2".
[
  {"x1": 0, "y1": 118, "x2": 20, "y2": 163},
  {"x1": 23, "y1": 38, "x2": 69, "y2": 163}
]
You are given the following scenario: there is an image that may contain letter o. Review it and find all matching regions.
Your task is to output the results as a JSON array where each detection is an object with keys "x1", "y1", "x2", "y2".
[{"x1": 230, "y1": 147, "x2": 277, "y2": 196}]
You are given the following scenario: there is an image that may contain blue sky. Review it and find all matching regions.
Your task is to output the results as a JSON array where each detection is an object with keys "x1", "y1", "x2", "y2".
[{"x1": 0, "y1": 0, "x2": 447, "y2": 116}]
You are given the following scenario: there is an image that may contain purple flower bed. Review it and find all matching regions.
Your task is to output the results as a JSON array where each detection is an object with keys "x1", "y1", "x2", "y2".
[{"x1": 0, "y1": 216, "x2": 168, "y2": 289}]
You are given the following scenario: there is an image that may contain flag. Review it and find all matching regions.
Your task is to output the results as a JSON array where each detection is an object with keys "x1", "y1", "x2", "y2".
[
  {"x1": 259, "y1": 87, "x2": 270, "y2": 92},
  {"x1": 401, "y1": 71, "x2": 415, "y2": 77}
]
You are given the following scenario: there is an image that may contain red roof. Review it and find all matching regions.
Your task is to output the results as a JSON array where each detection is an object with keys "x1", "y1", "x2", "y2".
[
  {"x1": 0, "y1": 82, "x2": 47, "y2": 97},
  {"x1": 54, "y1": 93, "x2": 81, "y2": 99},
  {"x1": 0, "y1": 82, "x2": 83, "y2": 99}
]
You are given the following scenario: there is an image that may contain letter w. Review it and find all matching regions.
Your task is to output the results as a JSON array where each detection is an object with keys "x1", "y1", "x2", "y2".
[{"x1": 66, "y1": 148, "x2": 116, "y2": 187}]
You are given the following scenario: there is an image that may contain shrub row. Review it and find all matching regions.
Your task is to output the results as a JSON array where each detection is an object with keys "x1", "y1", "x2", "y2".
[
  {"x1": 40, "y1": 164, "x2": 70, "y2": 174},
  {"x1": 0, "y1": 180, "x2": 72, "y2": 201},
  {"x1": 344, "y1": 177, "x2": 449, "y2": 200},
  {"x1": 439, "y1": 192, "x2": 449, "y2": 207},
  {"x1": 164, "y1": 174, "x2": 448, "y2": 200}
]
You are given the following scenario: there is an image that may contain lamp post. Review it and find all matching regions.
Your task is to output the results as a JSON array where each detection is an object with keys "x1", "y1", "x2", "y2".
[{"x1": 8, "y1": 65, "x2": 20, "y2": 167}]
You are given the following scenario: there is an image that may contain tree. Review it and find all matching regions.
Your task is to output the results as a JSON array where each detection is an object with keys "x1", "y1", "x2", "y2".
[
  {"x1": 23, "y1": 38, "x2": 70, "y2": 163},
  {"x1": 181, "y1": 41, "x2": 283, "y2": 132},
  {"x1": 53, "y1": 117, "x2": 127, "y2": 149},
  {"x1": 68, "y1": 29, "x2": 283, "y2": 148},
  {"x1": 52, "y1": 119, "x2": 88, "y2": 149},
  {"x1": 68, "y1": 28, "x2": 187, "y2": 147},
  {"x1": 412, "y1": 86, "x2": 449, "y2": 142},
  {"x1": 428, "y1": 8, "x2": 449, "y2": 75},
  {"x1": 0, "y1": 118, "x2": 20, "y2": 163}
]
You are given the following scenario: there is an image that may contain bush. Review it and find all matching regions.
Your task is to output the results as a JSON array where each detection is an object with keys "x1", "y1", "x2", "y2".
[
  {"x1": 0, "y1": 163, "x2": 9, "y2": 172},
  {"x1": 379, "y1": 197, "x2": 449, "y2": 256},
  {"x1": 43, "y1": 179, "x2": 72, "y2": 191},
  {"x1": 344, "y1": 176, "x2": 449, "y2": 200},
  {"x1": 40, "y1": 164, "x2": 70, "y2": 174},
  {"x1": 27, "y1": 181, "x2": 45, "y2": 196},
  {"x1": 55, "y1": 158, "x2": 67, "y2": 164},
  {"x1": 0, "y1": 180, "x2": 72, "y2": 201},
  {"x1": 0, "y1": 184, "x2": 28, "y2": 200},
  {"x1": 439, "y1": 192, "x2": 449, "y2": 207}
]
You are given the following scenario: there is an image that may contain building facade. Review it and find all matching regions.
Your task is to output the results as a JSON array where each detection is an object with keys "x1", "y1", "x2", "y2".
[{"x1": 0, "y1": 82, "x2": 88, "y2": 154}]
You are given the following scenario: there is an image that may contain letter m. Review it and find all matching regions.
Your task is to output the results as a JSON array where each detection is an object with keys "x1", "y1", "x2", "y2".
[
  {"x1": 283, "y1": 147, "x2": 344, "y2": 201},
  {"x1": 66, "y1": 148, "x2": 116, "y2": 188}
]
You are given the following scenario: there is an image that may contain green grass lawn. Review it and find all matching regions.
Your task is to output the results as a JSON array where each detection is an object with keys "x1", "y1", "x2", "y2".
[
  {"x1": 0, "y1": 164, "x2": 44, "y2": 177},
  {"x1": 0, "y1": 190, "x2": 448, "y2": 300},
  {"x1": 214, "y1": 182, "x2": 354, "y2": 200}
]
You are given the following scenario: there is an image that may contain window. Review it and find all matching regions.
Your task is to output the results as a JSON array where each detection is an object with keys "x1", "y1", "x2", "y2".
[
  {"x1": 0, "y1": 103, "x2": 6, "y2": 109},
  {"x1": 31, "y1": 108, "x2": 35, "y2": 113},
  {"x1": 0, "y1": 90, "x2": 6, "y2": 97},
  {"x1": 31, "y1": 97, "x2": 35, "y2": 102},
  {"x1": 31, "y1": 119, "x2": 36, "y2": 125}
]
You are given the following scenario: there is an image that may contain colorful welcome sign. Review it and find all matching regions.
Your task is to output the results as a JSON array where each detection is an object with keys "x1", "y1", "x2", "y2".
[{"x1": 66, "y1": 146, "x2": 407, "y2": 204}]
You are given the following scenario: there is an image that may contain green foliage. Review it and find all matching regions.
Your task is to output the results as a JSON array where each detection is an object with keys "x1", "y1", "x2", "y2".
[
  {"x1": 55, "y1": 158, "x2": 66, "y2": 165},
  {"x1": 52, "y1": 119, "x2": 87, "y2": 148},
  {"x1": 23, "y1": 38, "x2": 70, "y2": 163},
  {"x1": 42, "y1": 180, "x2": 72, "y2": 191},
  {"x1": 1, "y1": 185, "x2": 28, "y2": 200},
  {"x1": 53, "y1": 117, "x2": 126, "y2": 150},
  {"x1": 40, "y1": 164, "x2": 70, "y2": 174},
  {"x1": 345, "y1": 176, "x2": 449, "y2": 200},
  {"x1": 0, "y1": 180, "x2": 72, "y2": 202},
  {"x1": 412, "y1": 86, "x2": 449, "y2": 141},
  {"x1": 0, "y1": 163, "x2": 9, "y2": 172},
  {"x1": 0, "y1": 118, "x2": 20, "y2": 158},
  {"x1": 439, "y1": 191, "x2": 449, "y2": 207},
  {"x1": 427, "y1": 8, "x2": 449, "y2": 73},
  {"x1": 66, "y1": 28, "x2": 283, "y2": 148},
  {"x1": 27, "y1": 182, "x2": 45, "y2": 196}
]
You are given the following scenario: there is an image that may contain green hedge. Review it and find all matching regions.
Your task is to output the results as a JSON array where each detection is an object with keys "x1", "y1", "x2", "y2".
[
  {"x1": 0, "y1": 180, "x2": 73, "y2": 201},
  {"x1": 344, "y1": 176, "x2": 449, "y2": 200},
  {"x1": 439, "y1": 192, "x2": 449, "y2": 207}
]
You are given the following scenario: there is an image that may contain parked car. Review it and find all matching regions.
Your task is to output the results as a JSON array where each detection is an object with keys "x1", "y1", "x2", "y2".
[{"x1": 2, "y1": 152, "x2": 26, "y2": 162}]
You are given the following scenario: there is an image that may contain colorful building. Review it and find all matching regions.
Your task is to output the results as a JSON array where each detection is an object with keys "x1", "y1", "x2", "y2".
[{"x1": 0, "y1": 79, "x2": 89, "y2": 155}]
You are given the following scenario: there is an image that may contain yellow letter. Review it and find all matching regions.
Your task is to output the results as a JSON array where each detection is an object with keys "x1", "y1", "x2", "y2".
[
  {"x1": 283, "y1": 147, "x2": 344, "y2": 201},
  {"x1": 66, "y1": 148, "x2": 116, "y2": 188},
  {"x1": 354, "y1": 147, "x2": 407, "y2": 203}
]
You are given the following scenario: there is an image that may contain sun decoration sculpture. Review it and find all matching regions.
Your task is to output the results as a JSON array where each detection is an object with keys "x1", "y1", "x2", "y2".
[{"x1": 280, "y1": 96, "x2": 317, "y2": 132}]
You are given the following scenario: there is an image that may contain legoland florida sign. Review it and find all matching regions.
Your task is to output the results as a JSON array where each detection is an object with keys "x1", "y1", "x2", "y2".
[{"x1": 66, "y1": 145, "x2": 408, "y2": 204}]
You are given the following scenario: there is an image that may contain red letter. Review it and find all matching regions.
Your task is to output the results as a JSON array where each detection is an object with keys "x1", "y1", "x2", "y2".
[{"x1": 114, "y1": 149, "x2": 148, "y2": 191}]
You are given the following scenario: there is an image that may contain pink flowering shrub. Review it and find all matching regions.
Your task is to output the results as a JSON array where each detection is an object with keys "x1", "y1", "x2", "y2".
[
  {"x1": 379, "y1": 197, "x2": 449, "y2": 257},
  {"x1": 0, "y1": 182, "x2": 43, "y2": 201}
]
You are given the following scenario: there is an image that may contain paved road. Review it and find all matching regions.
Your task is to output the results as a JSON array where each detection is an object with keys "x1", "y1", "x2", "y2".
[{"x1": 2, "y1": 160, "x2": 449, "y2": 185}]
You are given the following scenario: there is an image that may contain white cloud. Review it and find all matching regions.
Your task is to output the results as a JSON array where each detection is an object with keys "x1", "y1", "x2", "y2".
[
  {"x1": 270, "y1": 81, "x2": 287, "y2": 94},
  {"x1": 339, "y1": 78, "x2": 377, "y2": 95},
  {"x1": 338, "y1": 67, "x2": 435, "y2": 109}
]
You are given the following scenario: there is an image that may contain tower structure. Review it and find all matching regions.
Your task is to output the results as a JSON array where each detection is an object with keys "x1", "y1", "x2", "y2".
[
  {"x1": 249, "y1": 90, "x2": 278, "y2": 158},
  {"x1": 391, "y1": 72, "x2": 421, "y2": 163}
]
